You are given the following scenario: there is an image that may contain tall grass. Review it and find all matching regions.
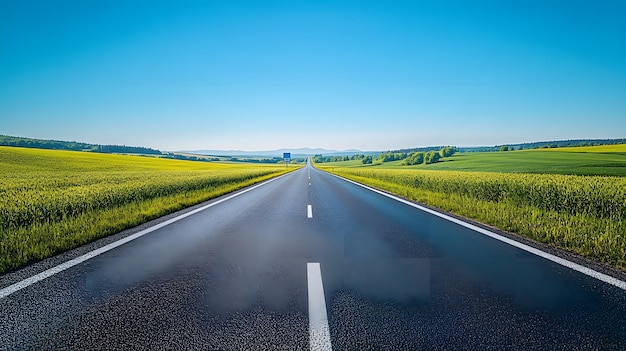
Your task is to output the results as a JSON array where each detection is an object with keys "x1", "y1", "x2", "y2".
[
  {"x1": 0, "y1": 147, "x2": 294, "y2": 273},
  {"x1": 325, "y1": 168, "x2": 626, "y2": 270}
]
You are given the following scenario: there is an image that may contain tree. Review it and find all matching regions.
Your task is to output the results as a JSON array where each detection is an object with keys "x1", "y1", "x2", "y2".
[
  {"x1": 377, "y1": 151, "x2": 409, "y2": 162},
  {"x1": 424, "y1": 150, "x2": 440, "y2": 164},
  {"x1": 402, "y1": 152, "x2": 424, "y2": 165},
  {"x1": 500, "y1": 146, "x2": 509, "y2": 152},
  {"x1": 362, "y1": 155, "x2": 373, "y2": 164},
  {"x1": 439, "y1": 146, "x2": 457, "y2": 157}
]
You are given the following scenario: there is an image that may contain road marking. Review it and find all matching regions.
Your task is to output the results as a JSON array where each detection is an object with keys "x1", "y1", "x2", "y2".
[
  {"x1": 307, "y1": 205, "x2": 313, "y2": 218},
  {"x1": 0, "y1": 171, "x2": 295, "y2": 300},
  {"x1": 327, "y1": 172, "x2": 626, "y2": 291},
  {"x1": 307, "y1": 262, "x2": 333, "y2": 351}
]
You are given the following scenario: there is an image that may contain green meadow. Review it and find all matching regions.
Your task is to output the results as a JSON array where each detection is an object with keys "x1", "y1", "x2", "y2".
[
  {"x1": 325, "y1": 144, "x2": 626, "y2": 176},
  {"x1": 422, "y1": 147, "x2": 626, "y2": 176},
  {"x1": 0, "y1": 146, "x2": 295, "y2": 274}
]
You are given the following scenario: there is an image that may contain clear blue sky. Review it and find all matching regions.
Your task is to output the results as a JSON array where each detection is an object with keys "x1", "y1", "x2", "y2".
[{"x1": 1, "y1": 0, "x2": 625, "y2": 151}]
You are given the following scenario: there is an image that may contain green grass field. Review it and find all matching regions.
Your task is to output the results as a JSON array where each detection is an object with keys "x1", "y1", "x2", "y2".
[
  {"x1": 536, "y1": 144, "x2": 626, "y2": 154},
  {"x1": 318, "y1": 144, "x2": 626, "y2": 176},
  {"x1": 317, "y1": 145, "x2": 626, "y2": 270},
  {"x1": 0, "y1": 146, "x2": 296, "y2": 274}
]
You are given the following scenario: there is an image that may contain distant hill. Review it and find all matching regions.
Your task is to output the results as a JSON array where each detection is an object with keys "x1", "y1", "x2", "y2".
[
  {"x1": 183, "y1": 148, "x2": 377, "y2": 157},
  {"x1": 0, "y1": 135, "x2": 162, "y2": 155},
  {"x1": 384, "y1": 146, "x2": 453, "y2": 154},
  {"x1": 4, "y1": 134, "x2": 623, "y2": 159}
]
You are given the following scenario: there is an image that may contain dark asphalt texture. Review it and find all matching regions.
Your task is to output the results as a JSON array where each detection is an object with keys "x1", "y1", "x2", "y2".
[{"x1": 1, "y1": 160, "x2": 625, "y2": 350}]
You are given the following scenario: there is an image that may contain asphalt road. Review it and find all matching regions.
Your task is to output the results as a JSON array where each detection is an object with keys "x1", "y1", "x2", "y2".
[{"x1": 1, "y1": 159, "x2": 625, "y2": 350}]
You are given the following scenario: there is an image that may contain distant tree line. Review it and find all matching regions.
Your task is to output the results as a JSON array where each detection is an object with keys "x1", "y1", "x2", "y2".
[
  {"x1": 388, "y1": 146, "x2": 455, "y2": 154},
  {"x1": 401, "y1": 146, "x2": 457, "y2": 165},
  {"x1": 0, "y1": 135, "x2": 162, "y2": 155},
  {"x1": 0, "y1": 134, "x2": 312, "y2": 164},
  {"x1": 227, "y1": 157, "x2": 291, "y2": 164},
  {"x1": 314, "y1": 147, "x2": 457, "y2": 165},
  {"x1": 94, "y1": 144, "x2": 161, "y2": 155},
  {"x1": 376, "y1": 152, "x2": 406, "y2": 162},
  {"x1": 162, "y1": 153, "x2": 220, "y2": 162},
  {"x1": 373, "y1": 147, "x2": 456, "y2": 165},
  {"x1": 162, "y1": 153, "x2": 298, "y2": 164},
  {"x1": 464, "y1": 139, "x2": 626, "y2": 152},
  {"x1": 313, "y1": 154, "x2": 371, "y2": 163}
]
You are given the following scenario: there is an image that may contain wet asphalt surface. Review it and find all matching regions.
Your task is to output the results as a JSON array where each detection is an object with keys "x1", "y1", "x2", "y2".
[{"x1": 1, "y1": 160, "x2": 625, "y2": 350}]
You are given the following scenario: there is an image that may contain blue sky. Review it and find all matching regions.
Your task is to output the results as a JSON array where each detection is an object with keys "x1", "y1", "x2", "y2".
[{"x1": 1, "y1": 0, "x2": 625, "y2": 151}]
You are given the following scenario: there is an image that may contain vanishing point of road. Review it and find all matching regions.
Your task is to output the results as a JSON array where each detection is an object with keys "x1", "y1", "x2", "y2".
[{"x1": 1, "y1": 159, "x2": 625, "y2": 350}]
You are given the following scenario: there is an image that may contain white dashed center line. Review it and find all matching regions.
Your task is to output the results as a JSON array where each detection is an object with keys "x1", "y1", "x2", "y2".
[
  {"x1": 307, "y1": 262, "x2": 333, "y2": 351},
  {"x1": 307, "y1": 205, "x2": 313, "y2": 218}
]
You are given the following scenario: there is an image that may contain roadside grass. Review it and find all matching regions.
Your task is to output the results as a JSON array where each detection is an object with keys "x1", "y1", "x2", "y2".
[
  {"x1": 0, "y1": 146, "x2": 297, "y2": 274},
  {"x1": 317, "y1": 167, "x2": 626, "y2": 270}
]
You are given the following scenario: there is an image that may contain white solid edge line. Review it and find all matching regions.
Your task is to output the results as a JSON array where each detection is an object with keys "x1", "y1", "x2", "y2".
[
  {"x1": 0, "y1": 171, "x2": 295, "y2": 300},
  {"x1": 307, "y1": 262, "x2": 333, "y2": 351},
  {"x1": 307, "y1": 205, "x2": 313, "y2": 218},
  {"x1": 326, "y1": 172, "x2": 626, "y2": 291}
]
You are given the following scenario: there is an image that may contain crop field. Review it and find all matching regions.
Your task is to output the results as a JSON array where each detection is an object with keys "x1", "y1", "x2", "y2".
[
  {"x1": 318, "y1": 150, "x2": 626, "y2": 270},
  {"x1": 0, "y1": 146, "x2": 295, "y2": 274}
]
